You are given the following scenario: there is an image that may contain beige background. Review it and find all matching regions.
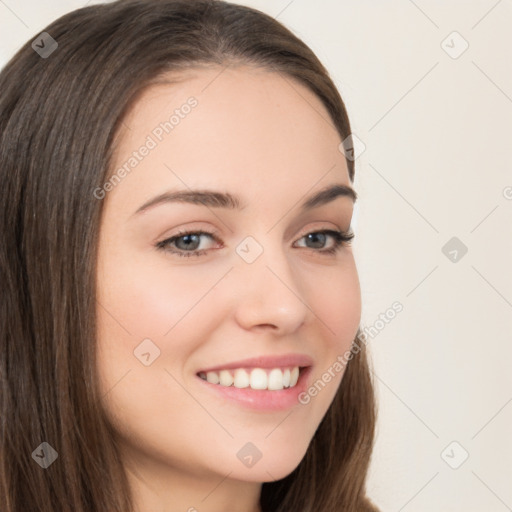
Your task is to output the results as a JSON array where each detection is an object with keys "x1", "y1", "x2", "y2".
[{"x1": 1, "y1": 1, "x2": 511, "y2": 510}]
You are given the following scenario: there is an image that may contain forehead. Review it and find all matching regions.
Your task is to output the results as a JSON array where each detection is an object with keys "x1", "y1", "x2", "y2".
[{"x1": 107, "y1": 65, "x2": 350, "y2": 213}]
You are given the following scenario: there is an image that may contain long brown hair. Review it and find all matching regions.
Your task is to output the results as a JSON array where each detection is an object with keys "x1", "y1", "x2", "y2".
[{"x1": 0, "y1": 1, "x2": 379, "y2": 510}]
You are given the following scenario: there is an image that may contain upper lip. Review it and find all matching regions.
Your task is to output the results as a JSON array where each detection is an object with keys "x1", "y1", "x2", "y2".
[{"x1": 197, "y1": 353, "x2": 314, "y2": 374}]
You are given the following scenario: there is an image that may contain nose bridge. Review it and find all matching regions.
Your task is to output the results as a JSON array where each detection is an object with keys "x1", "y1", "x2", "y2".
[{"x1": 231, "y1": 233, "x2": 308, "y2": 332}]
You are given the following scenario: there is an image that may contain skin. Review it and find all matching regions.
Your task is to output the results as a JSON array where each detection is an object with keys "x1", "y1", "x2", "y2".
[{"x1": 95, "y1": 64, "x2": 361, "y2": 512}]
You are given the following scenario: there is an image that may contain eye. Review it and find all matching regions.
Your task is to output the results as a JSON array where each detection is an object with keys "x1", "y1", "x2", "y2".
[
  {"x1": 155, "y1": 230, "x2": 219, "y2": 258},
  {"x1": 294, "y1": 229, "x2": 354, "y2": 255},
  {"x1": 155, "y1": 228, "x2": 354, "y2": 258}
]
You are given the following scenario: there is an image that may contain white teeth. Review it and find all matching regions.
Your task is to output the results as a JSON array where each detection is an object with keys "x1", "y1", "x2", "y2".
[
  {"x1": 206, "y1": 371, "x2": 219, "y2": 384},
  {"x1": 249, "y1": 368, "x2": 268, "y2": 389},
  {"x1": 233, "y1": 369, "x2": 250, "y2": 388},
  {"x1": 199, "y1": 366, "x2": 302, "y2": 390},
  {"x1": 268, "y1": 368, "x2": 283, "y2": 390},
  {"x1": 282, "y1": 368, "x2": 290, "y2": 387},
  {"x1": 290, "y1": 367, "x2": 299, "y2": 387},
  {"x1": 219, "y1": 370, "x2": 233, "y2": 386}
]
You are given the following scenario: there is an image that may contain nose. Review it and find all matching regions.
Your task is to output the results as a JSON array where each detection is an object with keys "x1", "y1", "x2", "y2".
[{"x1": 230, "y1": 237, "x2": 309, "y2": 335}]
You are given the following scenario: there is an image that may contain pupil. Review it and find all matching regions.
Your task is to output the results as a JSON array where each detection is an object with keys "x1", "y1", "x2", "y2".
[
  {"x1": 307, "y1": 233, "x2": 325, "y2": 248},
  {"x1": 178, "y1": 234, "x2": 199, "y2": 250}
]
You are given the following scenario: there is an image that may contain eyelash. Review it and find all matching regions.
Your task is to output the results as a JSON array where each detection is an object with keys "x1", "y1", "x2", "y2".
[{"x1": 155, "y1": 228, "x2": 355, "y2": 258}]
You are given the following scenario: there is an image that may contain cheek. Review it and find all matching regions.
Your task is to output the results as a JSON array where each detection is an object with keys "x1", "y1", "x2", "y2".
[
  {"x1": 94, "y1": 249, "x2": 231, "y2": 399},
  {"x1": 296, "y1": 257, "x2": 361, "y2": 406},
  {"x1": 96, "y1": 249, "x2": 225, "y2": 339},
  {"x1": 303, "y1": 255, "x2": 361, "y2": 352},
  {"x1": 94, "y1": 253, "x2": 228, "y2": 471}
]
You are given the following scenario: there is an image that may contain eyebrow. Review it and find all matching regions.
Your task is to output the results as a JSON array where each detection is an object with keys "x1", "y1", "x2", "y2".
[{"x1": 132, "y1": 183, "x2": 357, "y2": 217}]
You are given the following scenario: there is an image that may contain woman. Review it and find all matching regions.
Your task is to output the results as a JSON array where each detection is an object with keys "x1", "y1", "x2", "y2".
[{"x1": 0, "y1": 1, "x2": 379, "y2": 510}]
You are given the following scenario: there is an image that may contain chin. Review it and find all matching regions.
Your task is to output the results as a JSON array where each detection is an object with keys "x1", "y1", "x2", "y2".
[
  {"x1": 221, "y1": 439, "x2": 311, "y2": 483},
  {"x1": 235, "y1": 457, "x2": 305, "y2": 483}
]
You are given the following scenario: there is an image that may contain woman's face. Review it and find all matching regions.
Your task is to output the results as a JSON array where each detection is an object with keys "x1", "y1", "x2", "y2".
[{"x1": 96, "y1": 65, "x2": 361, "y2": 495}]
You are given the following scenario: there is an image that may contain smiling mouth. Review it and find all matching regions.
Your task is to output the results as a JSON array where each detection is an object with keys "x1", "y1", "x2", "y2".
[{"x1": 197, "y1": 366, "x2": 305, "y2": 391}]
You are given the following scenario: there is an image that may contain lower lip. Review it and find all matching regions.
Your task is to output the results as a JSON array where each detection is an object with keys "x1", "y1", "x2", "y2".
[{"x1": 196, "y1": 367, "x2": 312, "y2": 411}]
